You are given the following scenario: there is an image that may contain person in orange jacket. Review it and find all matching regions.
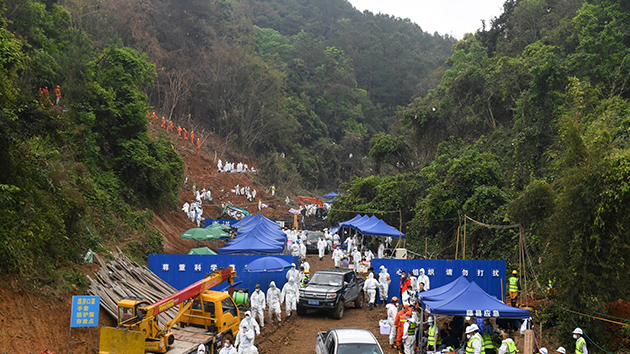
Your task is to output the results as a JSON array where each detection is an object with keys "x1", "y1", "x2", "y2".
[
  {"x1": 168, "y1": 121, "x2": 174, "y2": 132},
  {"x1": 146, "y1": 110, "x2": 150, "y2": 118},
  {"x1": 54, "y1": 85, "x2": 61, "y2": 105},
  {"x1": 183, "y1": 128, "x2": 187, "y2": 140},
  {"x1": 152, "y1": 112, "x2": 158, "y2": 123},
  {"x1": 177, "y1": 126, "x2": 182, "y2": 136},
  {"x1": 161, "y1": 117, "x2": 166, "y2": 128},
  {"x1": 43, "y1": 87, "x2": 50, "y2": 105},
  {"x1": 197, "y1": 138, "x2": 200, "y2": 149},
  {"x1": 190, "y1": 131, "x2": 194, "y2": 143}
]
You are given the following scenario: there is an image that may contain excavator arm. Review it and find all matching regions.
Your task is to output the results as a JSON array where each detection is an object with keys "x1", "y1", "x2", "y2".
[{"x1": 298, "y1": 196, "x2": 323, "y2": 208}]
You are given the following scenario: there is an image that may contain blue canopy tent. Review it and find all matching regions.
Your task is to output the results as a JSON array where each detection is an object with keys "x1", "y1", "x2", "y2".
[
  {"x1": 243, "y1": 256, "x2": 292, "y2": 273},
  {"x1": 322, "y1": 192, "x2": 341, "y2": 198},
  {"x1": 358, "y1": 219, "x2": 406, "y2": 238},
  {"x1": 217, "y1": 230, "x2": 285, "y2": 254},
  {"x1": 325, "y1": 199, "x2": 334, "y2": 204},
  {"x1": 418, "y1": 275, "x2": 470, "y2": 302},
  {"x1": 237, "y1": 222, "x2": 287, "y2": 242},
  {"x1": 339, "y1": 214, "x2": 367, "y2": 227},
  {"x1": 422, "y1": 281, "x2": 531, "y2": 318}
]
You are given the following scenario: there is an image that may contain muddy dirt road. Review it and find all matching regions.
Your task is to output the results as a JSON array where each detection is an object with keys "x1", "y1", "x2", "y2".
[{"x1": 256, "y1": 253, "x2": 393, "y2": 354}]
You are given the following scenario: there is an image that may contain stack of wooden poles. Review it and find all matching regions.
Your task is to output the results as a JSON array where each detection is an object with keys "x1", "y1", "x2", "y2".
[{"x1": 86, "y1": 250, "x2": 179, "y2": 324}]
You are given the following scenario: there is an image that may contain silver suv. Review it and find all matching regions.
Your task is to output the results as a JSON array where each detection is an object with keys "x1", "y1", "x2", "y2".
[{"x1": 316, "y1": 328, "x2": 384, "y2": 354}]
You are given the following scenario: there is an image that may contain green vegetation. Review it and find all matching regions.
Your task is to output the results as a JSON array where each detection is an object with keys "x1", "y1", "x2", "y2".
[{"x1": 0, "y1": 0, "x2": 182, "y2": 291}]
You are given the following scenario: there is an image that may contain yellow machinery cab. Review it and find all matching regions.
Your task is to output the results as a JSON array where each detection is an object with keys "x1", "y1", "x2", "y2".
[{"x1": 177, "y1": 291, "x2": 240, "y2": 342}]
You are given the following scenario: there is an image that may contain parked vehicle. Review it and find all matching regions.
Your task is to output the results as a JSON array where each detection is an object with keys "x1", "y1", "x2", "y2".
[
  {"x1": 297, "y1": 268, "x2": 365, "y2": 319},
  {"x1": 316, "y1": 328, "x2": 384, "y2": 354},
  {"x1": 305, "y1": 231, "x2": 325, "y2": 254}
]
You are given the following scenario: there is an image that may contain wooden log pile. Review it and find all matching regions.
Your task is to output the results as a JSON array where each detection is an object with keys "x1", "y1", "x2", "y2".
[{"x1": 87, "y1": 250, "x2": 179, "y2": 324}]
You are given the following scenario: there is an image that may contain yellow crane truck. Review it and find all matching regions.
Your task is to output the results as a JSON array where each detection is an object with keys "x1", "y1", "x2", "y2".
[{"x1": 99, "y1": 267, "x2": 240, "y2": 354}]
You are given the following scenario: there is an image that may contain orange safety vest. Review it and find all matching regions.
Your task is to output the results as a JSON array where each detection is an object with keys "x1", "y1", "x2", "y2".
[
  {"x1": 169, "y1": 122, "x2": 173, "y2": 131},
  {"x1": 161, "y1": 117, "x2": 166, "y2": 127},
  {"x1": 191, "y1": 132, "x2": 194, "y2": 143},
  {"x1": 177, "y1": 126, "x2": 182, "y2": 135},
  {"x1": 197, "y1": 138, "x2": 200, "y2": 148},
  {"x1": 184, "y1": 129, "x2": 187, "y2": 139},
  {"x1": 54, "y1": 87, "x2": 61, "y2": 97}
]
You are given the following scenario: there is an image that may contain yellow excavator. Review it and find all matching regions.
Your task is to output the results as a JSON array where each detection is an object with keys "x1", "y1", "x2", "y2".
[{"x1": 100, "y1": 267, "x2": 239, "y2": 354}]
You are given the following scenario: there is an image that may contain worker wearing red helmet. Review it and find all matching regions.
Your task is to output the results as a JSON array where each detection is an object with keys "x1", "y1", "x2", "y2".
[{"x1": 386, "y1": 297, "x2": 400, "y2": 348}]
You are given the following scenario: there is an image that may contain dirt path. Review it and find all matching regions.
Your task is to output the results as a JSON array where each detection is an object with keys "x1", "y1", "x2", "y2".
[{"x1": 256, "y1": 253, "x2": 394, "y2": 354}]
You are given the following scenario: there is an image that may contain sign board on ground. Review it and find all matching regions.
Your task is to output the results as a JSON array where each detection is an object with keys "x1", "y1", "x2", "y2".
[{"x1": 70, "y1": 295, "x2": 100, "y2": 328}]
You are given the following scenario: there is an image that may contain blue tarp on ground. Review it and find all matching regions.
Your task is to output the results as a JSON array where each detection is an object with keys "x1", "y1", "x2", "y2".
[
  {"x1": 322, "y1": 192, "x2": 340, "y2": 198},
  {"x1": 371, "y1": 259, "x2": 506, "y2": 303},
  {"x1": 148, "y1": 254, "x2": 298, "y2": 295},
  {"x1": 422, "y1": 281, "x2": 531, "y2": 319},
  {"x1": 338, "y1": 214, "x2": 406, "y2": 238}
]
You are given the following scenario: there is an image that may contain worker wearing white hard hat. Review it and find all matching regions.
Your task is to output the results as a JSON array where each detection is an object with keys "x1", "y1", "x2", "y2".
[
  {"x1": 539, "y1": 348, "x2": 548, "y2": 354},
  {"x1": 497, "y1": 330, "x2": 517, "y2": 354},
  {"x1": 427, "y1": 316, "x2": 440, "y2": 352},
  {"x1": 556, "y1": 347, "x2": 566, "y2": 354},
  {"x1": 573, "y1": 328, "x2": 587, "y2": 354},
  {"x1": 465, "y1": 324, "x2": 483, "y2": 354}
]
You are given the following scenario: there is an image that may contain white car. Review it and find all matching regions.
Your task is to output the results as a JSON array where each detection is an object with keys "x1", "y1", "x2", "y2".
[{"x1": 316, "y1": 328, "x2": 384, "y2": 354}]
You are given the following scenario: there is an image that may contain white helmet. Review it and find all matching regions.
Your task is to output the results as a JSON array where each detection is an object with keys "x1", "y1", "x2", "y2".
[
  {"x1": 540, "y1": 348, "x2": 548, "y2": 354},
  {"x1": 466, "y1": 324, "x2": 479, "y2": 333},
  {"x1": 380, "y1": 265, "x2": 385, "y2": 270},
  {"x1": 556, "y1": 347, "x2": 566, "y2": 354},
  {"x1": 428, "y1": 316, "x2": 435, "y2": 323},
  {"x1": 573, "y1": 328, "x2": 583, "y2": 335}
]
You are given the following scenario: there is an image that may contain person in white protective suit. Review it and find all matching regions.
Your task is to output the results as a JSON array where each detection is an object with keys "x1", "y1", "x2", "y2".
[
  {"x1": 332, "y1": 246, "x2": 343, "y2": 268},
  {"x1": 235, "y1": 323, "x2": 257, "y2": 354},
  {"x1": 301, "y1": 260, "x2": 310, "y2": 272},
  {"x1": 386, "y1": 297, "x2": 400, "y2": 348},
  {"x1": 402, "y1": 287, "x2": 416, "y2": 308},
  {"x1": 408, "y1": 271, "x2": 418, "y2": 293},
  {"x1": 365, "y1": 249, "x2": 374, "y2": 263},
  {"x1": 352, "y1": 248, "x2": 362, "y2": 273},
  {"x1": 299, "y1": 240, "x2": 307, "y2": 263},
  {"x1": 239, "y1": 311, "x2": 260, "y2": 336},
  {"x1": 378, "y1": 265, "x2": 391, "y2": 304},
  {"x1": 250, "y1": 284, "x2": 266, "y2": 329},
  {"x1": 363, "y1": 272, "x2": 379, "y2": 310},
  {"x1": 378, "y1": 242, "x2": 385, "y2": 259},
  {"x1": 266, "y1": 281, "x2": 282, "y2": 323},
  {"x1": 402, "y1": 315, "x2": 417, "y2": 354},
  {"x1": 197, "y1": 343, "x2": 206, "y2": 354},
  {"x1": 317, "y1": 236, "x2": 327, "y2": 261},
  {"x1": 217, "y1": 338, "x2": 236, "y2": 354},
  {"x1": 347, "y1": 236, "x2": 354, "y2": 253},
  {"x1": 217, "y1": 159, "x2": 223, "y2": 171},
  {"x1": 286, "y1": 263, "x2": 299, "y2": 281},
  {"x1": 290, "y1": 241, "x2": 300, "y2": 258},
  {"x1": 333, "y1": 233, "x2": 340, "y2": 246},
  {"x1": 417, "y1": 268, "x2": 430, "y2": 290},
  {"x1": 281, "y1": 277, "x2": 299, "y2": 320}
]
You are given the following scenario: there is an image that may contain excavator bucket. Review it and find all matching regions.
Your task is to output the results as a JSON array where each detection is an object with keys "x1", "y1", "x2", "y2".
[{"x1": 99, "y1": 326, "x2": 145, "y2": 354}]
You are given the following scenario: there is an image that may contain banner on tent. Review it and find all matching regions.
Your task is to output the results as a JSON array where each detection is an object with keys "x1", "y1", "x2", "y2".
[
  {"x1": 371, "y1": 259, "x2": 506, "y2": 302},
  {"x1": 204, "y1": 218, "x2": 239, "y2": 228},
  {"x1": 148, "y1": 254, "x2": 299, "y2": 295}
]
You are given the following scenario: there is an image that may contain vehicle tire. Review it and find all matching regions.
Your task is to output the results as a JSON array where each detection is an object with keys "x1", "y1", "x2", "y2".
[
  {"x1": 354, "y1": 291, "x2": 364, "y2": 309},
  {"x1": 333, "y1": 299, "x2": 344, "y2": 319},
  {"x1": 297, "y1": 303, "x2": 306, "y2": 316}
]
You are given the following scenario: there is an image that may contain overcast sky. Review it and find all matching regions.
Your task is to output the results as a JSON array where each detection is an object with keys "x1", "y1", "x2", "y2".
[{"x1": 345, "y1": 0, "x2": 507, "y2": 39}]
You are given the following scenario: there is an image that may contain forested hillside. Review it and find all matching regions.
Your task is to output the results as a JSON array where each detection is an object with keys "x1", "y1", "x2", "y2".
[
  {"x1": 331, "y1": 0, "x2": 630, "y2": 349},
  {"x1": 60, "y1": 0, "x2": 456, "y2": 189}
]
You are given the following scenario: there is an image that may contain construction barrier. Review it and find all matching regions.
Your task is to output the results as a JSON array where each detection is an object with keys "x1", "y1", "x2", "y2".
[
  {"x1": 148, "y1": 254, "x2": 299, "y2": 295},
  {"x1": 371, "y1": 258, "x2": 506, "y2": 303}
]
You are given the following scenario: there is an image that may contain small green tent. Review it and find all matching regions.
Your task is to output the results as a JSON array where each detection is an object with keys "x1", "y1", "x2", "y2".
[{"x1": 188, "y1": 247, "x2": 217, "y2": 255}]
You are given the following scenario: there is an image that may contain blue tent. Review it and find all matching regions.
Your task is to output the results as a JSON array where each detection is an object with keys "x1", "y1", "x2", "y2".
[
  {"x1": 422, "y1": 281, "x2": 531, "y2": 318},
  {"x1": 418, "y1": 276, "x2": 470, "y2": 302},
  {"x1": 243, "y1": 256, "x2": 292, "y2": 272},
  {"x1": 325, "y1": 199, "x2": 334, "y2": 204},
  {"x1": 358, "y1": 219, "x2": 406, "y2": 238},
  {"x1": 322, "y1": 192, "x2": 340, "y2": 198},
  {"x1": 218, "y1": 214, "x2": 286, "y2": 254},
  {"x1": 339, "y1": 214, "x2": 366, "y2": 227},
  {"x1": 338, "y1": 214, "x2": 405, "y2": 238}
]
